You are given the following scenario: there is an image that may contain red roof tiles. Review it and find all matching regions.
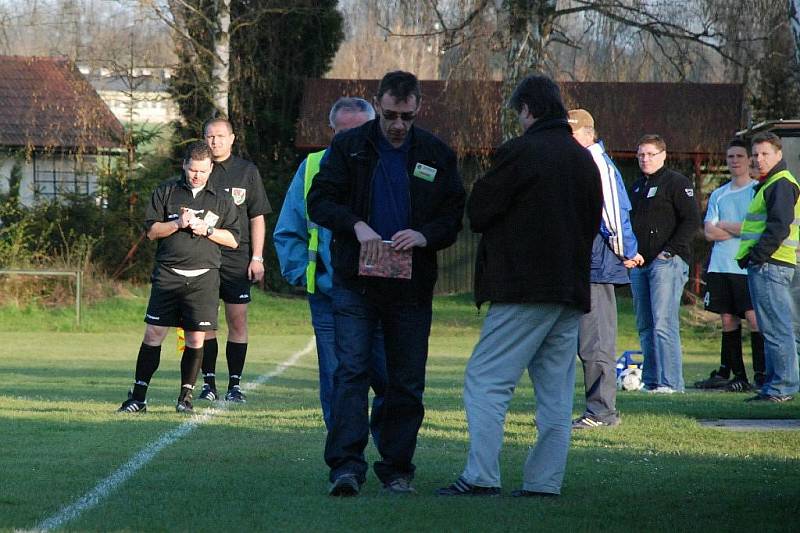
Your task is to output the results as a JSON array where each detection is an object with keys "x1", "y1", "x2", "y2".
[{"x1": 0, "y1": 56, "x2": 124, "y2": 151}]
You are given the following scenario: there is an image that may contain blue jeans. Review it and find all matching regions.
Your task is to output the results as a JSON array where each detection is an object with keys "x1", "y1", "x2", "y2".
[
  {"x1": 325, "y1": 282, "x2": 432, "y2": 484},
  {"x1": 748, "y1": 262, "x2": 799, "y2": 396},
  {"x1": 630, "y1": 257, "x2": 689, "y2": 391},
  {"x1": 308, "y1": 292, "x2": 386, "y2": 436},
  {"x1": 462, "y1": 303, "x2": 580, "y2": 494}
]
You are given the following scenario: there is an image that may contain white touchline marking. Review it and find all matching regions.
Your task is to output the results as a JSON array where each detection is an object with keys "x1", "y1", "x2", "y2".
[{"x1": 32, "y1": 337, "x2": 316, "y2": 532}]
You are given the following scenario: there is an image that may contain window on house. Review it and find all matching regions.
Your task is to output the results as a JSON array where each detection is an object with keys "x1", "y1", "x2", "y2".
[{"x1": 32, "y1": 153, "x2": 96, "y2": 200}]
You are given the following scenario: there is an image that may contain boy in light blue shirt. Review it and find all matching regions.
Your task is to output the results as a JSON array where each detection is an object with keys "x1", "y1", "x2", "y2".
[{"x1": 696, "y1": 139, "x2": 765, "y2": 391}]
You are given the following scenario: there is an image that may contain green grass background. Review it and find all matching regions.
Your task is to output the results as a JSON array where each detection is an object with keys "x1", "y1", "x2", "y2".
[{"x1": 0, "y1": 289, "x2": 798, "y2": 532}]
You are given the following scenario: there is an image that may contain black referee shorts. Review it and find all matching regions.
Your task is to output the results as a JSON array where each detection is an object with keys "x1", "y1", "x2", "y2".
[
  {"x1": 219, "y1": 251, "x2": 252, "y2": 304},
  {"x1": 703, "y1": 272, "x2": 753, "y2": 318},
  {"x1": 144, "y1": 264, "x2": 220, "y2": 331}
]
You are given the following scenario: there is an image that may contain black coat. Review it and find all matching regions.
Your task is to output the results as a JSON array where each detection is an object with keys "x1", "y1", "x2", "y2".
[
  {"x1": 307, "y1": 119, "x2": 466, "y2": 298},
  {"x1": 468, "y1": 118, "x2": 603, "y2": 312}
]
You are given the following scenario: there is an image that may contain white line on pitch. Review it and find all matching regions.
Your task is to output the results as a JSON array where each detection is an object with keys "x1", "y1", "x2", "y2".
[{"x1": 32, "y1": 337, "x2": 316, "y2": 532}]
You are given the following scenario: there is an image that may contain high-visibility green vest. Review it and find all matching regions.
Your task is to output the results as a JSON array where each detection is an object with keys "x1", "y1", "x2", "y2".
[
  {"x1": 736, "y1": 169, "x2": 800, "y2": 265},
  {"x1": 303, "y1": 149, "x2": 327, "y2": 294}
]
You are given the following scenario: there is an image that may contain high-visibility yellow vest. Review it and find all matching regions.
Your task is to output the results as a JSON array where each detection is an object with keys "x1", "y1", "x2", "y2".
[
  {"x1": 303, "y1": 150, "x2": 327, "y2": 294},
  {"x1": 736, "y1": 169, "x2": 800, "y2": 265}
]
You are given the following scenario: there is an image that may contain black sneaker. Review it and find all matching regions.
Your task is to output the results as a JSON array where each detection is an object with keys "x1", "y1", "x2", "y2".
[
  {"x1": 224, "y1": 385, "x2": 246, "y2": 403},
  {"x1": 510, "y1": 489, "x2": 558, "y2": 498},
  {"x1": 724, "y1": 377, "x2": 751, "y2": 393},
  {"x1": 329, "y1": 474, "x2": 360, "y2": 497},
  {"x1": 176, "y1": 399, "x2": 194, "y2": 413},
  {"x1": 383, "y1": 477, "x2": 416, "y2": 495},
  {"x1": 436, "y1": 477, "x2": 500, "y2": 497},
  {"x1": 117, "y1": 398, "x2": 147, "y2": 413},
  {"x1": 198, "y1": 384, "x2": 218, "y2": 401},
  {"x1": 745, "y1": 393, "x2": 794, "y2": 403},
  {"x1": 572, "y1": 415, "x2": 620, "y2": 430},
  {"x1": 694, "y1": 371, "x2": 730, "y2": 389},
  {"x1": 754, "y1": 372, "x2": 766, "y2": 388}
]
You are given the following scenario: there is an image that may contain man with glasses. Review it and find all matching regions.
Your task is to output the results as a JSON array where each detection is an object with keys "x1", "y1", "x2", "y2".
[
  {"x1": 629, "y1": 134, "x2": 700, "y2": 393},
  {"x1": 308, "y1": 71, "x2": 465, "y2": 496},
  {"x1": 117, "y1": 142, "x2": 240, "y2": 414}
]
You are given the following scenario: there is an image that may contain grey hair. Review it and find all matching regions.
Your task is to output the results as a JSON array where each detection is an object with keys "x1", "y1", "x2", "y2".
[{"x1": 328, "y1": 97, "x2": 375, "y2": 128}]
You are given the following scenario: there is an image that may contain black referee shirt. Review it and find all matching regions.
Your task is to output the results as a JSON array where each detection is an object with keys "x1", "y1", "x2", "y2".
[
  {"x1": 210, "y1": 155, "x2": 271, "y2": 255},
  {"x1": 144, "y1": 176, "x2": 240, "y2": 270}
]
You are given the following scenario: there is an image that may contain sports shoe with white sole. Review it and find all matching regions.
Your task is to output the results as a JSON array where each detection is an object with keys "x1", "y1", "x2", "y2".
[
  {"x1": 572, "y1": 415, "x2": 620, "y2": 429},
  {"x1": 329, "y1": 474, "x2": 360, "y2": 497},
  {"x1": 176, "y1": 399, "x2": 194, "y2": 413},
  {"x1": 117, "y1": 398, "x2": 147, "y2": 413},
  {"x1": 225, "y1": 385, "x2": 246, "y2": 403},
  {"x1": 383, "y1": 477, "x2": 416, "y2": 495},
  {"x1": 198, "y1": 384, "x2": 218, "y2": 401}
]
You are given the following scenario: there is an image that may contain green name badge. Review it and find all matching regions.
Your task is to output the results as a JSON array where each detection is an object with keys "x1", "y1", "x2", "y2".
[{"x1": 413, "y1": 163, "x2": 437, "y2": 182}]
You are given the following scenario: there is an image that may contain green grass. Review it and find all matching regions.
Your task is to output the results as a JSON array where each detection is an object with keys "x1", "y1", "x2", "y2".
[{"x1": 0, "y1": 290, "x2": 799, "y2": 532}]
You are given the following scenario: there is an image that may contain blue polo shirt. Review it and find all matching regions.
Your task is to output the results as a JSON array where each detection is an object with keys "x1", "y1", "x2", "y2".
[{"x1": 370, "y1": 134, "x2": 410, "y2": 240}]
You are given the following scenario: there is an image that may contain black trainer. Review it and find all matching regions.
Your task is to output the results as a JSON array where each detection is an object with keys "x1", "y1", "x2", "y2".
[
  {"x1": 745, "y1": 393, "x2": 794, "y2": 403},
  {"x1": 694, "y1": 370, "x2": 730, "y2": 389},
  {"x1": 117, "y1": 398, "x2": 147, "y2": 413},
  {"x1": 436, "y1": 477, "x2": 500, "y2": 497},
  {"x1": 511, "y1": 489, "x2": 558, "y2": 498},
  {"x1": 225, "y1": 385, "x2": 246, "y2": 403},
  {"x1": 724, "y1": 377, "x2": 751, "y2": 393},
  {"x1": 329, "y1": 474, "x2": 360, "y2": 497},
  {"x1": 198, "y1": 384, "x2": 218, "y2": 401},
  {"x1": 176, "y1": 399, "x2": 194, "y2": 413},
  {"x1": 572, "y1": 415, "x2": 620, "y2": 430}
]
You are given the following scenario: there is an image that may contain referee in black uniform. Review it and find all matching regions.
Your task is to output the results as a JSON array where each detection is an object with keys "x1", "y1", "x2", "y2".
[
  {"x1": 117, "y1": 142, "x2": 240, "y2": 414},
  {"x1": 198, "y1": 118, "x2": 272, "y2": 403}
]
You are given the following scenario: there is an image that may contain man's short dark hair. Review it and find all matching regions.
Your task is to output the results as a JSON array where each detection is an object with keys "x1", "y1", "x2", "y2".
[
  {"x1": 203, "y1": 117, "x2": 234, "y2": 135},
  {"x1": 637, "y1": 134, "x2": 667, "y2": 153},
  {"x1": 376, "y1": 71, "x2": 420, "y2": 103},
  {"x1": 727, "y1": 138, "x2": 750, "y2": 154},
  {"x1": 508, "y1": 75, "x2": 567, "y2": 120},
  {"x1": 752, "y1": 131, "x2": 782, "y2": 151},
  {"x1": 184, "y1": 141, "x2": 213, "y2": 163}
]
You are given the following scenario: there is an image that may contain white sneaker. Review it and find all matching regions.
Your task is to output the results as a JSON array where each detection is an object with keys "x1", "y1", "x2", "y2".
[{"x1": 652, "y1": 386, "x2": 678, "y2": 394}]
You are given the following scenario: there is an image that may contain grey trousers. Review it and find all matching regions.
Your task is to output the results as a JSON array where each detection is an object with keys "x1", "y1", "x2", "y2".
[
  {"x1": 461, "y1": 302, "x2": 581, "y2": 494},
  {"x1": 577, "y1": 283, "x2": 619, "y2": 421}
]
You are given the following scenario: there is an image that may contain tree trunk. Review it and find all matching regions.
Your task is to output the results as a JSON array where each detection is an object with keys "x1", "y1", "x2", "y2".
[
  {"x1": 499, "y1": 0, "x2": 556, "y2": 140},
  {"x1": 212, "y1": 0, "x2": 231, "y2": 117}
]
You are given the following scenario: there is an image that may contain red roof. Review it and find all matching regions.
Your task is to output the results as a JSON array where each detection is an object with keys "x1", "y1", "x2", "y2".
[
  {"x1": 295, "y1": 79, "x2": 745, "y2": 158},
  {"x1": 0, "y1": 56, "x2": 125, "y2": 151}
]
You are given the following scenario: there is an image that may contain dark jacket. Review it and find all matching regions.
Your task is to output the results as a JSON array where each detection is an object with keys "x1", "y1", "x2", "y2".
[
  {"x1": 737, "y1": 160, "x2": 799, "y2": 269},
  {"x1": 468, "y1": 118, "x2": 603, "y2": 312},
  {"x1": 629, "y1": 166, "x2": 701, "y2": 264},
  {"x1": 307, "y1": 119, "x2": 466, "y2": 298}
]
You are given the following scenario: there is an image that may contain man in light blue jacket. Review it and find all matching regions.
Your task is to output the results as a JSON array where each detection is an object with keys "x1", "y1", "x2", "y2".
[
  {"x1": 274, "y1": 97, "x2": 386, "y2": 433},
  {"x1": 569, "y1": 109, "x2": 643, "y2": 429}
]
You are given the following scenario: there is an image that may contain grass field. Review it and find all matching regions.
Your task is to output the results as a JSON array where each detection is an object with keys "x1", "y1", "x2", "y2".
[{"x1": 1, "y1": 289, "x2": 799, "y2": 532}]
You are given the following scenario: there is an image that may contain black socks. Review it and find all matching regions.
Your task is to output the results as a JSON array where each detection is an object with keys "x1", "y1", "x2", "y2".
[
  {"x1": 202, "y1": 338, "x2": 219, "y2": 390},
  {"x1": 227, "y1": 341, "x2": 247, "y2": 390},
  {"x1": 132, "y1": 344, "x2": 162, "y2": 401}
]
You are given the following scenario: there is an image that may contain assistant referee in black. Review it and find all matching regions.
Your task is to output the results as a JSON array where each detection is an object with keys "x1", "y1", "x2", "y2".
[{"x1": 117, "y1": 142, "x2": 240, "y2": 414}]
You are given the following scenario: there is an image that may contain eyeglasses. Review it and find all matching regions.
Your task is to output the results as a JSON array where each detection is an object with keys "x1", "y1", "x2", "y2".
[
  {"x1": 637, "y1": 150, "x2": 664, "y2": 160},
  {"x1": 381, "y1": 110, "x2": 417, "y2": 121}
]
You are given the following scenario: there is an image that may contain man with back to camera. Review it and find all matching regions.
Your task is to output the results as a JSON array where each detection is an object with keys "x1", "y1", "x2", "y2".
[
  {"x1": 117, "y1": 142, "x2": 239, "y2": 414},
  {"x1": 273, "y1": 97, "x2": 387, "y2": 434},
  {"x1": 628, "y1": 134, "x2": 701, "y2": 394},
  {"x1": 436, "y1": 76, "x2": 602, "y2": 497},
  {"x1": 567, "y1": 109, "x2": 643, "y2": 430},
  {"x1": 736, "y1": 132, "x2": 800, "y2": 403},
  {"x1": 307, "y1": 71, "x2": 466, "y2": 496},
  {"x1": 694, "y1": 139, "x2": 765, "y2": 392},
  {"x1": 198, "y1": 118, "x2": 271, "y2": 403}
]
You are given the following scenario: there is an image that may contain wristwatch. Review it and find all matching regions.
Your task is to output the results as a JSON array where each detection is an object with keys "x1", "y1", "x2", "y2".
[
  {"x1": 206, "y1": 226, "x2": 214, "y2": 237},
  {"x1": 661, "y1": 250, "x2": 673, "y2": 259},
  {"x1": 251, "y1": 255, "x2": 264, "y2": 263}
]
